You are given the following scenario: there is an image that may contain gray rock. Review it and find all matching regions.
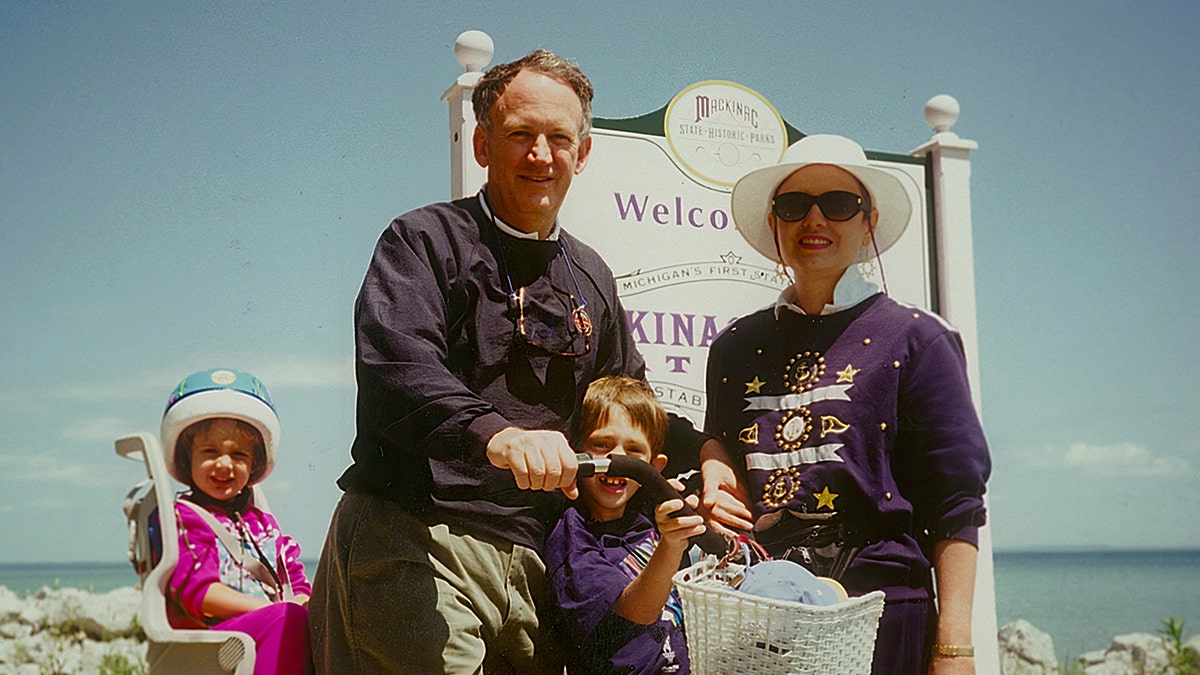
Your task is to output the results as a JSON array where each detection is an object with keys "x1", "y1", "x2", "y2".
[
  {"x1": 1078, "y1": 632, "x2": 1172, "y2": 674},
  {"x1": 73, "y1": 586, "x2": 141, "y2": 639},
  {"x1": 999, "y1": 619, "x2": 1059, "y2": 674},
  {"x1": 0, "y1": 620, "x2": 33, "y2": 639},
  {"x1": 33, "y1": 587, "x2": 89, "y2": 630},
  {"x1": 0, "y1": 587, "x2": 22, "y2": 622},
  {"x1": 14, "y1": 593, "x2": 46, "y2": 629},
  {"x1": 0, "y1": 586, "x2": 146, "y2": 674}
]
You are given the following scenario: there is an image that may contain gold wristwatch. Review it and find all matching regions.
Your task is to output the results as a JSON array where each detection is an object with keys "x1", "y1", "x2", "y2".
[{"x1": 932, "y1": 644, "x2": 975, "y2": 657}]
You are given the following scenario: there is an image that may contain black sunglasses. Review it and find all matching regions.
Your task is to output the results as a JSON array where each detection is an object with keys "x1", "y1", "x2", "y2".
[
  {"x1": 484, "y1": 189, "x2": 593, "y2": 358},
  {"x1": 772, "y1": 191, "x2": 864, "y2": 222},
  {"x1": 495, "y1": 233, "x2": 593, "y2": 358},
  {"x1": 514, "y1": 285, "x2": 592, "y2": 357}
]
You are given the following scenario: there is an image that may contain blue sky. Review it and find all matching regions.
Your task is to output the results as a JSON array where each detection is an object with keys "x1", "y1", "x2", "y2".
[{"x1": 1, "y1": 1, "x2": 1197, "y2": 564}]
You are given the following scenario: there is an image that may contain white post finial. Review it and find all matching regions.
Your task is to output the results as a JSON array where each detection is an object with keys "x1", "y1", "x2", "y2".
[
  {"x1": 443, "y1": 31, "x2": 493, "y2": 199},
  {"x1": 455, "y1": 30, "x2": 494, "y2": 73},
  {"x1": 925, "y1": 94, "x2": 960, "y2": 133},
  {"x1": 912, "y1": 93, "x2": 977, "y2": 154}
]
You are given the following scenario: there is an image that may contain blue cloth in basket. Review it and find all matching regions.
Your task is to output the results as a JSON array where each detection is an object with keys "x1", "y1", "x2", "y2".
[{"x1": 737, "y1": 560, "x2": 840, "y2": 606}]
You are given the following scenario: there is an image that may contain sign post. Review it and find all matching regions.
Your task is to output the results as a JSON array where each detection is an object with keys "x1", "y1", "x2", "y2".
[{"x1": 912, "y1": 96, "x2": 998, "y2": 671}]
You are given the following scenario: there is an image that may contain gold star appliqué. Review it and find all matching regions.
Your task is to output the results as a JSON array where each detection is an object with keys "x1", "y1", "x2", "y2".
[
  {"x1": 814, "y1": 486, "x2": 839, "y2": 510},
  {"x1": 836, "y1": 364, "x2": 860, "y2": 383},
  {"x1": 744, "y1": 376, "x2": 765, "y2": 394}
]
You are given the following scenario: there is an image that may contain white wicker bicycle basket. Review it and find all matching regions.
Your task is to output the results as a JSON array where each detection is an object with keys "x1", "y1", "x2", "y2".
[{"x1": 673, "y1": 557, "x2": 886, "y2": 675}]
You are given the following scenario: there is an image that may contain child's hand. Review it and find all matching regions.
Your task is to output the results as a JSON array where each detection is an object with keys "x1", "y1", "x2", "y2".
[{"x1": 654, "y1": 495, "x2": 706, "y2": 552}]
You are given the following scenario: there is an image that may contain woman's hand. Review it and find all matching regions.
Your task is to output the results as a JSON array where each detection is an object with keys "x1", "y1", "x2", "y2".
[{"x1": 698, "y1": 439, "x2": 753, "y2": 533}]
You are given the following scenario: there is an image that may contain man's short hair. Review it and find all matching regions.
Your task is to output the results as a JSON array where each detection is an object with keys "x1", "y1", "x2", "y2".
[
  {"x1": 472, "y1": 49, "x2": 594, "y2": 138},
  {"x1": 575, "y1": 376, "x2": 668, "y2": 455}
]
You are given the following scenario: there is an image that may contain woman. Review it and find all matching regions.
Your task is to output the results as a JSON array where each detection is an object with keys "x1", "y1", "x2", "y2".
[{"x1": 705, "y1": 134, "x2": 991, "y2": 674}]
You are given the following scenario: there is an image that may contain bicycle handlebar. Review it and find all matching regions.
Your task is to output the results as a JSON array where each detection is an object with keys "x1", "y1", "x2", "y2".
[{"x1": 576, "y1": 453, "x2": 730, "y2": 555}]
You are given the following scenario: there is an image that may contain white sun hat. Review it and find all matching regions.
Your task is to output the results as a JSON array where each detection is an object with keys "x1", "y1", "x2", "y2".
[{"x1": 730, "y1": 134, "x2": 913, "y2": 264}]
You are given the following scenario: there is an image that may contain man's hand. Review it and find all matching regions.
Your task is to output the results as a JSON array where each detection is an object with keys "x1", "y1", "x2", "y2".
[
  {"x1": 486, "y1": 427, "x2": 580, "y2": 500},
  {"x1": 698, "y1": 439, "x2": 754, "y2": 534}
]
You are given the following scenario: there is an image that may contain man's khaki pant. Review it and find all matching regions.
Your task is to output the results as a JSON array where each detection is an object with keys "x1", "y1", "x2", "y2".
[{"x1": 309, "y1": 491, "x2": 565, "y2": 674}]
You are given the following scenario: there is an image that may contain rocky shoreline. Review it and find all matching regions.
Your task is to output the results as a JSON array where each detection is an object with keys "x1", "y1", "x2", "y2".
[
  {"x1": 2, "y1": 585, "x2": 1198, "y2": 674},
  {"x1": 0, "y1": 585, "x2": 144, "y2": 674},
  {"x1": 999, "y1": 619, "x2": 1200, "y2": 674}
]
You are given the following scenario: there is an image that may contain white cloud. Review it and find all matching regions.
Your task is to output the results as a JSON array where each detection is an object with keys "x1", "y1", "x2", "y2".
[
  {"x1": 61, "y1": 416, "x2": 140, "y2": 442},
  {"x1": 0, "y1": 454, "x2": 129, "y2": 488},
  {"x1": 255, "y1": 358, "x2": 355, "y2": 390},
  {"x1": 29, "y1": 497, "x2": 75, "y2": 509},
  {"x1": 1022, "y1": 442, "x2": 1191, "y2": 477},
  {"x1": 0, "y1": 355, "x2": 354, "y2": 407}
]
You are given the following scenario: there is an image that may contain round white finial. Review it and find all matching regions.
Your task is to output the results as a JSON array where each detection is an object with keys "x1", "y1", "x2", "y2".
[
  {"x1": 925, "y1": 94, "x2": 960, "y2": 133},
  {"x1": 455, "y1": 30, "x2": 494, "y2": 73}
]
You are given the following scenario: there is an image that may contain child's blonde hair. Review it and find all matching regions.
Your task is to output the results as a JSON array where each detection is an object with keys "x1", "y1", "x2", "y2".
[{"x1": 575, "y1": 376, "x2": 668, "y2": 454}]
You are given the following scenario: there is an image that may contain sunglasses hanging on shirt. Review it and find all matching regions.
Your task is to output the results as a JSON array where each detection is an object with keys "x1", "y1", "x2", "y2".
[{"x1": 489, "y1": 216, "x2": 593, "y2": 358}]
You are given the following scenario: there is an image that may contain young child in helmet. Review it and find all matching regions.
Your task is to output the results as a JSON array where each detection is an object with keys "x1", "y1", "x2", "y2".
[
  {"x1": 159, "y1": 368, "x2": 312, "y2": 674},
  {"x1": 545, "y1": 376, "x2": 707, "y2": 675}
]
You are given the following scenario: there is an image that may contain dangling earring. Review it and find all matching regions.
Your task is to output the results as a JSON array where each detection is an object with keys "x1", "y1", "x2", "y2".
[
  {"x1": 866, "y1": 233, "x2": 889, "y2": 297},
  {"x1": 860, "y1": 254, "x2": 876, "y2": 279},
  {"x1": 775, "y1": 260, "x2": 793, "y2": 285},
  {"x1": 771, "y1": 223, "x2": 794, "y2": 286}
]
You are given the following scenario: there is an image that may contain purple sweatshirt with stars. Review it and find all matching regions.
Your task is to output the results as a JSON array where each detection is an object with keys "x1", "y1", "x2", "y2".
[{"x1": 704, "y1": 294, "x2": 990, "y2": 601}]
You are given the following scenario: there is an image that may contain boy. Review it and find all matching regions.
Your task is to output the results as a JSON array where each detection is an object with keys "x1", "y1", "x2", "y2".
[{"x1": 545, "y1": 376, "x2": 706, "y2": 674}]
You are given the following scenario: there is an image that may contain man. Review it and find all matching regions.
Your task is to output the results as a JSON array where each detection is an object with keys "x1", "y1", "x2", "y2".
[{"x1": 310, "y1": 49, "x2": 748, "y2": 673}]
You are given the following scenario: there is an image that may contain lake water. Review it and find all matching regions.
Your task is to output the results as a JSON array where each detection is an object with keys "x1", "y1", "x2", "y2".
[
  {"x1": 992, "y1": 549, "x2": 1200, "y2": 661},
  {"x1": 4, "y1": 549, "x2": 1198, "y2": 664}
]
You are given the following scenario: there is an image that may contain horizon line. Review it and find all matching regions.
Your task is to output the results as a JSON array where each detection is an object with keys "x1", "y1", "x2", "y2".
[{"x1": 4, "y1": 546, "x2": 1200, "y2": 567}]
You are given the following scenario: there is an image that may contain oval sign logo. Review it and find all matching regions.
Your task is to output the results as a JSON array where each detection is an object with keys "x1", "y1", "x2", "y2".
[{"x1": 663, "y1": 81, "x2": 789, "y2": 189}]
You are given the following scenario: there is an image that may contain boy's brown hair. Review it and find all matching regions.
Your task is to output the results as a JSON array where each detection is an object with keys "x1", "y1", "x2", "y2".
[
  {"x1": 174, "y1": 418, "x2": 267, "y2": 486},
  {"x1": 575, "y1": 376, "x2": 668, "y2": 454}
]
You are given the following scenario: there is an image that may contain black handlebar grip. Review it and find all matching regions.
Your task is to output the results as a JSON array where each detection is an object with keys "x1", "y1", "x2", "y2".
[{"x1": 594, "y1": 454, "x2": 729, "y2": 555}]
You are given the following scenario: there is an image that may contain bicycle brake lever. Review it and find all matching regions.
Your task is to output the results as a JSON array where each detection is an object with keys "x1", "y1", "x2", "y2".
[{"x1": 574, "y1": 453, "x2": 607, "y2": 479}]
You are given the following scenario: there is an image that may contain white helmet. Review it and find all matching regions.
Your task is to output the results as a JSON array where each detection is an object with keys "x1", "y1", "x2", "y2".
[{"x1": 160, "y1": 368, "x2": 280, "y2": 486}]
